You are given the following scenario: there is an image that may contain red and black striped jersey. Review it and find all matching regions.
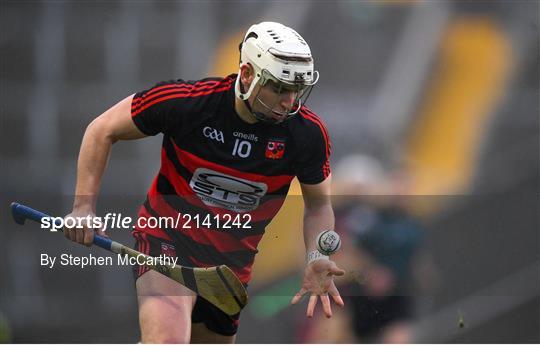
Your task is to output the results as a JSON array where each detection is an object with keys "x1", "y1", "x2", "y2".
[{"x1": 131, "y1": 74, "x2": 331, "y2": 283}]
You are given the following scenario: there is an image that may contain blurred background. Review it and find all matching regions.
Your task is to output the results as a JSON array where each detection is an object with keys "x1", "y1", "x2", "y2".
[{"x1": 1, "y1": 0, "x2": 538, "y2": 343}]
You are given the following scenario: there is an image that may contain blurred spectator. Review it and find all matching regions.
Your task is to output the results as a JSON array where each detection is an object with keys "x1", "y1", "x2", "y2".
[{"x1": 298, "y1": 154, "x2": 436, "y2": 343}]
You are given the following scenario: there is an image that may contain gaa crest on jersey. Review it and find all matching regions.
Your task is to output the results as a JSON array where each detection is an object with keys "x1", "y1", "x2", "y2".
[
  {"x1": 265, "y1": 139, "x2": 286, "y2": 159},
  {"x1": 189, "y1": 168, "x2": 268, "y2": 212},
  {"x1": 203, "y1": 126, "x2": 225, "y2": 143}
]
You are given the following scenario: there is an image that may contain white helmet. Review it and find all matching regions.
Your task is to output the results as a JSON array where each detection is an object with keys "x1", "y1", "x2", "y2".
[{"x1": 235, "y1": 22, "x2": 320, "y2": 123}]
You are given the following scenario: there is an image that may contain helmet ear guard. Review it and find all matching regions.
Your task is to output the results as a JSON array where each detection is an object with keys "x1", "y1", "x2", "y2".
[{"x1": 235, "y1": 63, "x2": 263, "y2": 102}]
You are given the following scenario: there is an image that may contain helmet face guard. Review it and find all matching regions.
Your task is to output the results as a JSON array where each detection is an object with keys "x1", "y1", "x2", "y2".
[
  {"x1": 250, "y1": 69, "x2": 319, "y2": 124},
  {"x1": 235, "y1": 22, "x2": 319, "y2": 124}
]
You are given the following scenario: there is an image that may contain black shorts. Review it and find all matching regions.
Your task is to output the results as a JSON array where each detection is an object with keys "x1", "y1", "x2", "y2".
[{"x1": 132, "y1": 231, "x2": 240, "y2": 336}]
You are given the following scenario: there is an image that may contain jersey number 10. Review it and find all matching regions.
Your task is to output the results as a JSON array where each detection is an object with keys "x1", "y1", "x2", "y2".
[{"x1": 232, "y1": 139, "x2": 252, "y2": 158}]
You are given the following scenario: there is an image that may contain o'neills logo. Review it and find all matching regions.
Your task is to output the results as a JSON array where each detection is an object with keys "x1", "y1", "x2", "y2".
[
  {"x1": 233, "y1": 131, "x2": 258, "y2": 142},
  {"x1": 189, "y1": 168, "x2": 268, "y2": 212}
]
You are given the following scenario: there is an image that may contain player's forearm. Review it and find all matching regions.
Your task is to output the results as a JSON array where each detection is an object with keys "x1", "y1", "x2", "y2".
[
  {"x1": 303, "y1": 202, "x2": 335, "y2": 253},
  {"x1": 72, "y1": 118, "x2": 115, "y2": 212}
]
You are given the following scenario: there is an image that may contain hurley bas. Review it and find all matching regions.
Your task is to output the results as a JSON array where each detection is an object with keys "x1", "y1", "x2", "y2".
[{"x1": 40, "y1": 253, "x2": 178, "y2": 269}]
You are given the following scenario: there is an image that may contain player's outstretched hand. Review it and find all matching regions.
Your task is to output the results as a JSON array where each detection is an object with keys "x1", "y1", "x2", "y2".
[
  {"x1": 291, "y1": 259, "x2": 345, "y2": 318},
  {"x1": 63, "y1": 208, "x2": 107, "y2": 247}
]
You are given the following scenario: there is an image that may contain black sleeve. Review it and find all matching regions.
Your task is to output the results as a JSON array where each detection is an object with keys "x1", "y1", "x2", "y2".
[
  {"x1": 295, "y1": 115, "x2": 332, "y2": 185},
  {"x1": 130, "y1": 79, "x2": 214, "y2": 136}
]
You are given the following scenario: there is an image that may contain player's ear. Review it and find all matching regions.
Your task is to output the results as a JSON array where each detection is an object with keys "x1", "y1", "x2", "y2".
[{"x1": 240, "y1": 64, "x2": 254, "y2": 89}]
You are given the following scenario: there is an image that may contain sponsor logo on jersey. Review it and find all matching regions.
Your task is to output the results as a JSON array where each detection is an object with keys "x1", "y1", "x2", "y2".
[
  {"x1": 203, "y1": 126, "x2": 225, "y2": 143},
  {"x1": 233, "y1": 131, "x2": 258, "y2": 142},
  {"x1": 189, "y1": 168, "x2": 268, "y2": 212},
  {"x1": 265, "y1": 139, "x2": 286, "y2": 159}
]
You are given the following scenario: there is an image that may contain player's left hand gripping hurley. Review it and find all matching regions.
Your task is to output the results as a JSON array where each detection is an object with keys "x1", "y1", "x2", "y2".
[{"x1": 10, "y1": 202, "x2": 248, "y2": 315}]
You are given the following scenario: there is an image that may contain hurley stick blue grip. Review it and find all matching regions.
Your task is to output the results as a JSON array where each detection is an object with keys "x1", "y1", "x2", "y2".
[
  {"x1": 11, "y1": 202, "x2": 52, "y2": 225},
  {"x1": 92, "y1": 234, "x2": 113, "y2": 250},
  {"x1": 11, "y1": 202, "x2": 113, "y2": 250}
]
